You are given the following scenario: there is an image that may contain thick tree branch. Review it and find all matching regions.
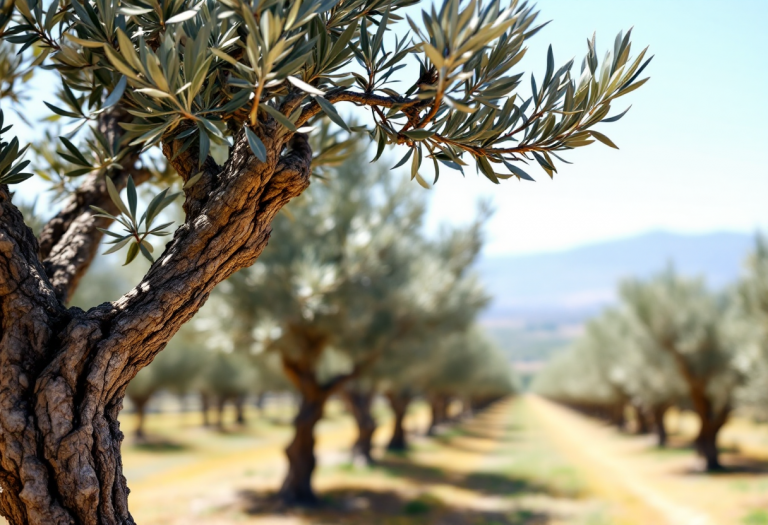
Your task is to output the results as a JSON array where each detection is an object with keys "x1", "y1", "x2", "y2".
[
  {"x1": 0, "y1": 118, "x2": 313, "y2": 524},
  {"x1": 0, "y1": 185, "x2": 72, "y2": 523}
]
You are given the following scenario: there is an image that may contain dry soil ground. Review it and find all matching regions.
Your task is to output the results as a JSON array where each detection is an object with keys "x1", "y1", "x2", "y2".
[{"x1": 3, "y1": 396, "x2": 768, "y2": 524}]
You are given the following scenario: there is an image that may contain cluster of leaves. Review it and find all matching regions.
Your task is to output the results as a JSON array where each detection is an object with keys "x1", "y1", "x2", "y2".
[
  {"x1": 91, "y1": 176, "x2": 180, "y2": 264},
  {"x1": 0, "y1": 42, "x2": 36, "y2": 116},
  {"x1": 368, "y1": 2, "x2": 651, "y2": 183},
  {"x1": 0, "y1": 109, "x2": 33, "y2": 184},
  {"x1": 0, "y1": 0, "x2": 649, "y2": 266}
]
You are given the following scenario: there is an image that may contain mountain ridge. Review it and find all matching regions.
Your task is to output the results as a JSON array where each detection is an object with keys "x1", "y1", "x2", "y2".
[{"x1": 478, "y1": 230, "x2": 756, "y2": 324}]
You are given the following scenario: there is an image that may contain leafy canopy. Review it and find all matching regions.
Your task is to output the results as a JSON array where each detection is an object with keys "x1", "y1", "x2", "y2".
[{"x1": 0, "y1": 0, "x2": 650, "y2": 263}]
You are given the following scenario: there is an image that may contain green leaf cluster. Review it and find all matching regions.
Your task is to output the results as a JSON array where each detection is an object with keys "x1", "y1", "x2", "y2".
[
  {"x1": 0, "y1": 109, "x2": 33, "y2": 184},
  {"x1": 91, "y1": 175, "x2": 180, "y2": 264}
]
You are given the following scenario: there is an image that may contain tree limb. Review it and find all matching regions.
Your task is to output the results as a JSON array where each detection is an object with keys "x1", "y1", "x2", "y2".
[{"x1": 295, "y1": 90, "x2": 417, "y2": 129}]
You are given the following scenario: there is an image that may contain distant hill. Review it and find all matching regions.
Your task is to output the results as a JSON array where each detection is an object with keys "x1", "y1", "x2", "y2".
[
  {"x1": 479, "y1": 231, "x2": 756, "y2": 365},
  {"x1": 479, "y1": 230, "x2": 755, "y2": 324}
]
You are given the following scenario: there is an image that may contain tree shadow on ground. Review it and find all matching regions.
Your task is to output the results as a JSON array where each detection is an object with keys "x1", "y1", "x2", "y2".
[
  {"x1": 680, "y1": 454, "x2": 768, "y2": 476},
  {"x1": 438, "y1": 423, "x2": 519, "y2": 442},
  {"x1": 375, "y1": 457, "x2": 550, "y2": 498},
  {"x1": 130, "y1": 437, "x2": 190, "y2": 453},
  {"x1": 237, "y1": 488, "x2": 552, "y2": 524}
]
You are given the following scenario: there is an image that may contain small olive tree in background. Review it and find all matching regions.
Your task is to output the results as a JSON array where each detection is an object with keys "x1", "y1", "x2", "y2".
[
  {"x1": 216, "y1": 140, "x2": 491, "y2": 503},
  {"x1": 0, "y1": 0, "x2": 649, "y2": 519},
  {"x1": 620, "y1": 271, "x2": 744, "y2": 471},
  {"x1": 732, "y1": 238, "x2": 768, "y2": 420}
]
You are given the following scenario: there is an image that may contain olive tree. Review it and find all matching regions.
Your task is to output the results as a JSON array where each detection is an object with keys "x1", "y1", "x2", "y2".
[
  {"x1": 420, "y1": 326, "x2": 514, "y2": 432},
  {"x1": 536, "y1": 308, "x2": 685, "y2": 445},
  {"x1": 620, "y1": 270, "x2": 743, "y2": 470},
  {"x1": 219, "y1": 144, "x2": 492, "y2": 502},
  {"x1": 0, "y1": 0, "x2": 649, "y2": 519},
  {"x1": 608, "y1": 310, "x2": 686, "y2": 446},
  {"x1": 338, "y1": 208, "x2": 489, "y2": 462},
  {"x1": 732, "y1": 237, "x2": 768, "y2": 419}
]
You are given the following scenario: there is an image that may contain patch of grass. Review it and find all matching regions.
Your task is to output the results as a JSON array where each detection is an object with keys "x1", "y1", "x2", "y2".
[
  {"x1": 743, "y1": 509, "x2": 768, "y2": 525},
  {"x1": 131, "y1": 440, "x2": 189, "y2": 453},
  {"x1": 402, "y1": 494, "x2": 441, "y2": 515}
]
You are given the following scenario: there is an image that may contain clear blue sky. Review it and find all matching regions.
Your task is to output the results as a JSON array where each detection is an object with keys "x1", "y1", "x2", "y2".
[
  {"x1": 422, "y1": 0, "x2": 768, "y2": 254},
  {"x1": 7, "y1": 0, "x2": 768, "y2": 256}
]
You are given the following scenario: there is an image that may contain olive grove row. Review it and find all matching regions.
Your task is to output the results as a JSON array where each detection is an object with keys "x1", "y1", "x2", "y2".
[{"x1": 534, "y1": 248, "x2": 768, "y2": 471}]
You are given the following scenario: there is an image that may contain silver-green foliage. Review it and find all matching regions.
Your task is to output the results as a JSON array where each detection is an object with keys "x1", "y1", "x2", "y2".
[
  {"x1": 535, "y1": 269, "x2": 745, "y2": 415},
  {"x1": 0, "y1": 0, "x2": 650, "y2": 264}
]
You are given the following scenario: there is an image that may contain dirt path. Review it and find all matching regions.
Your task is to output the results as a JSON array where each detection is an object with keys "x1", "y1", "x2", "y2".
[
  {"x1": 528, "y1": 395, "x2": 768, "y2": 525},
  {"x1": 4, "y1": 396, "x2": 765, "y2": 524},
  {"x1": 528, "y1": 395, "x2": 711, "y2": 525},
  {"x1": 125, "y1": 398, "x2": 610, "y2": 524}
]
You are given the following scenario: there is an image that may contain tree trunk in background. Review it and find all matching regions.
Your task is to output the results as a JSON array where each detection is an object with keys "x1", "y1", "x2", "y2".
[
  {"x1": 280, "y1": 393, "x2": 327, "y2": 505},
  {"x1": 693, "y1": 400, "x2": 730, "y2": 471},
  {"x1": 610, "y1": 402, "x2": 626, "y2": 430},
  {"x1": 633, "y1": 404, "x2": 650, "y2": 434},
  {"x1": 130, "y1": 396, "x2": 151, "y2": 441},
  {"x1": 216, "y1": 397, "x2": 227, "y2": 431},
  {"x1": 234, "y1": 395, "x2": 246, "y2": 425},
  {"x1": 461, "y1": 397, "x2": 473, "y2": 419},
  {"x1": 386, "y1": 392, "x2": 411, "y2": 452},
  {"x1": 201, "y1": 392, "x2": 211, "y2": 427},
  {"x1": 343, "y1": 388, "x2": 376, "y2": 465},
  {"x1": 255, "y1": 392, "x2": 265, "y2": 412},
  {"x1": 651, "y1": 404, "x2": 669, "y2": 448},
  {"x1": 427, "y1": 395, "x2": 446, "y2": 436}
]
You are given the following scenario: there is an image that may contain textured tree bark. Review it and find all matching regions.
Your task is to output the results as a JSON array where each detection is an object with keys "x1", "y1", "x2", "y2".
[
  {"x1": 279, "y1": 391, "x2": 327, "y2": 506},
  {"x1": 0, "y1": 121, "x2": 312, "y2": 524},
  {"x1": 386, "y1": 391, "x2": 411, "y2": 452},
  {"x1": 343, "y1": 388, "x2": 376, "y2": 465}
]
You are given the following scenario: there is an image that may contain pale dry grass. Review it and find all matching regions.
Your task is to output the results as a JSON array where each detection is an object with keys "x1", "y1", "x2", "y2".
[{"x1": 3, "y1": 397, "x2": 768, "y2": 524}]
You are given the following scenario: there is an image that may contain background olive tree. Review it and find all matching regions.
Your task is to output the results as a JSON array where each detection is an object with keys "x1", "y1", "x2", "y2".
[{"x1": 536, "y1": 269, "x2": 746, "y2": 471}]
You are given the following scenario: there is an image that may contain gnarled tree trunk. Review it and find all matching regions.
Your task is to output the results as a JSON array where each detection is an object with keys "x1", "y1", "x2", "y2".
[
  {"x1": 279, "y1": 351, "x2": 363, "y2": 505},
  {"x1": 386, "y1": 391, "x2": 411, "y2": 452},
  {"x1": 0, "y1": 121, "x2": 312, "y2": 524},
  {"x1": 343, "y1": 387, "x2": 376, "y2": 465}
]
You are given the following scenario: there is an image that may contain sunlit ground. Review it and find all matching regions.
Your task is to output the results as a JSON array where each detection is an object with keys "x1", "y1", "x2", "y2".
[{"x1": 4, "y1": 397, "x2": 768, "y2": 524}]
